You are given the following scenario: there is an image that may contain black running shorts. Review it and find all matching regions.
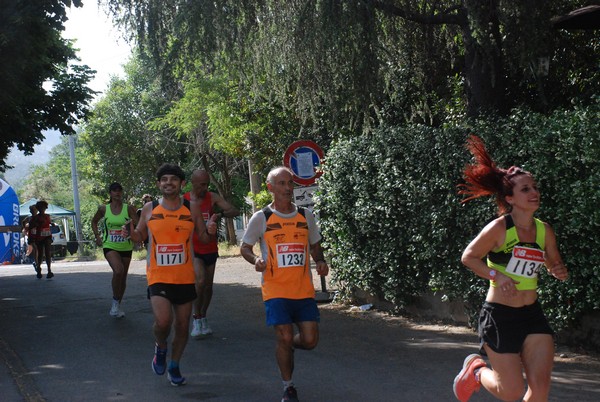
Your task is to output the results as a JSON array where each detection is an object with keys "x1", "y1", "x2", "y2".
[
  {"x1": 147, "y1": 283, "x2": 197, "y2": 305},
  {"x1": 478, "y1": 300, "x2": 554, "y2": 355}
]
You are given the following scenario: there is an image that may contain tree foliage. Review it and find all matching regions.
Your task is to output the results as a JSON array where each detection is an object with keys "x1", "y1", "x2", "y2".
[
  {"x1": 80, "y1": 54, "x2": 249, "y2": 243},
  {"x1": 318, "y1": 99, "x2": 600, "y2": 335},
  {"x1": 147, "y1": 68, "x2": 265, "y2": 242},
  {"x1": 0, "y1": 0, "x2": 96, "y2": 172},
  {"x1": 80, "y1": 56, "x2": 188, "y2": 200},
  {"x1": 103, "y1": 0, "x2": 598, "y2": 139}
]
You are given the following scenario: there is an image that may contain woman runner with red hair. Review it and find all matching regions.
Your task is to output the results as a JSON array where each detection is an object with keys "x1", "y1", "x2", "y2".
[{"x1": 453, "y1": 135, "x2": 569, "y2": 402}]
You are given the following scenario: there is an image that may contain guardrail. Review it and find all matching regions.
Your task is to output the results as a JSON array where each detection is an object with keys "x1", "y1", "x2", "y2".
[{"x1": 0, "y1": 225, "x2": 22, "y2": 233}]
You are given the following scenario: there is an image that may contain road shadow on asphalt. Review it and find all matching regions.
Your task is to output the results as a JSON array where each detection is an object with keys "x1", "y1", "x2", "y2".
[{"x1": 0, "y1": 269, "x2": 599, "y2": 401}]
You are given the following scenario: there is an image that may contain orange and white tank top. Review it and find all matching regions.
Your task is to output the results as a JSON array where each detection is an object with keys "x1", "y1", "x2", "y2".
[
  {"x1": 261, "y1": 207, "x2": 315, "y2": 301},
  {"x1": 146, "y1": 199, "x2": 195, "y2": 286}
]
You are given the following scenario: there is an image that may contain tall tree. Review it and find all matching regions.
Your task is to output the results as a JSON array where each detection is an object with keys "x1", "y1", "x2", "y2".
[
  {"x1": 148, "y1": 70, "x2": 257, "y2": 243},
  {"x1": 103, "y1": 0, "x2": 597, "y2": 134},
  {"x1": 80, "y1": 56, "x2": 188, "y2": 199},
  {"x1": 0, "y1": 0, "x2": 95, "y2": 172}
]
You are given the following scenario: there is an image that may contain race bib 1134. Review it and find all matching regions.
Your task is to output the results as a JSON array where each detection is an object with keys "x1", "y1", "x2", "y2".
[{"x1": 505, "y1": 246, "x2": 545, "y2": 278}]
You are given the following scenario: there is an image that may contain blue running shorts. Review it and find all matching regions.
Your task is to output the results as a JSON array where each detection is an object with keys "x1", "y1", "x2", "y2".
[{"x1": 264, "y1": 298, "x2": 320, "y2": 326}]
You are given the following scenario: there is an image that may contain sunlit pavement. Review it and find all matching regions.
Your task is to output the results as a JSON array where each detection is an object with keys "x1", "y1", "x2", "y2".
[{"x1": 1, "y1": 257, "x2": 599, "y2": 401}]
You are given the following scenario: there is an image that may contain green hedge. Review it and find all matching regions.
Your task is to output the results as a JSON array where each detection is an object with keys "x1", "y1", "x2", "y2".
[{"x1": 317, "y1": 99, "x2": 600, "y2": 331}]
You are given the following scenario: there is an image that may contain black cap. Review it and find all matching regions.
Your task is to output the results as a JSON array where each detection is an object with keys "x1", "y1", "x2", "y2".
[{"x1": 109, "y1": 182, "x2": 123, "y2": 192}]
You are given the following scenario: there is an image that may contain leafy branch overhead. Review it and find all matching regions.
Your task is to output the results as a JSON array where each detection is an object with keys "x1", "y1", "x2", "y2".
[
  {"x1": 103, "y1": 0, "x2": 598, "y2": 137},
  {"x1": 0, "y1": 0, "x2": 96, "y2": 172}
]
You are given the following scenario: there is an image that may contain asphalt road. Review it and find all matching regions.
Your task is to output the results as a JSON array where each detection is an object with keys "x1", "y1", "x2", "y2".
[{"x1": 1, "y1": 257, "x2": 599, "y2": 402}]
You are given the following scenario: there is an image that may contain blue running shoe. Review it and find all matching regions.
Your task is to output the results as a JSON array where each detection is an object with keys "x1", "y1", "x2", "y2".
[
  {"x1": 152, "y1": 344, "x2": 167, "y2": 375},
  {"x1": 167, "y1": 366, "x2": 186, "y2": 386}
]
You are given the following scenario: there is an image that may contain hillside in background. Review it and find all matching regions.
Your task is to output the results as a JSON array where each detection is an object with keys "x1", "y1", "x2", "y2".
[{"x1": 3, "y1": 130, "x2": 62, "y2": 190}]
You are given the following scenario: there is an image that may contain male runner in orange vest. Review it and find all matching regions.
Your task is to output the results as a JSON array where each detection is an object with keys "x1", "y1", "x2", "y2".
[
  {"x1": 127, "y1": 163, "x2": 217, "y2": 386},
  {"x1": 240, "y1": 166, "x2": 329, "y2": 402}
]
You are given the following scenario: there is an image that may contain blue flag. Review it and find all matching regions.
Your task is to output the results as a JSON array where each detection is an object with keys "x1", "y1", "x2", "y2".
[{"x1": 0, "y1": 178, "x2": 21, "y2": 264}]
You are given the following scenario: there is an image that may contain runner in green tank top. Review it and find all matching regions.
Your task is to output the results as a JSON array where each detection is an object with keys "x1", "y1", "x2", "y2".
[
  {"x1": 453, "y1": 136, "x2": 569, "y2": 402},
  {"x1": 91, "y1": 182, "x2": 138, "y2": 318}
]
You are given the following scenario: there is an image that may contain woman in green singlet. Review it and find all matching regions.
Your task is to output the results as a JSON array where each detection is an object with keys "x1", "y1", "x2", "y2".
[
  {"x1": 453, "y1": 135, "x2": 569, "y2": 402},
  {"x1": 91, "y1": 182, "x2": 138, "y2": 318}
]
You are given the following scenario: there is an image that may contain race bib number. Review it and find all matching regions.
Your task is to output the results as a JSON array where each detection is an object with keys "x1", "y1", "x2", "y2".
[
  {"x1": 505, "y1": 246, "x2": 545, "y2": 278},
  {"x1": 39, "y1": 229, "x2": 51, "y2": 236},
  {"x1": 276, "y1": 243, "x2": 306, "y2": 268},
  {"x1": 202, "y1": 212, "x2": 210, "y2": 223},
  {"x1": 108, "y1": 229, "x2": 127, "y2": 243},
  {"x1": 156, "y1": 244, "x2": 185, "y2": 266}
]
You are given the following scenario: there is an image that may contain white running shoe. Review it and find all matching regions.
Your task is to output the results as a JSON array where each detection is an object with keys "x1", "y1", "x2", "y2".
[
  {"x1": 109, "y1": 299, "x2": 125, "y2": 318},
  {"x1": 191, "y1": 318, "x2": 202, "y2": 338},
  {"x1": 200, "y1": 317, "x2": 213, "y2": 336}
]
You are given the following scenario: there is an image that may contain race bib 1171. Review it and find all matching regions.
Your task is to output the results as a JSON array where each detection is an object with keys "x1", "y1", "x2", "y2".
[{"x1": 156, "y1": 244, "x2": 185, "y2": 266}]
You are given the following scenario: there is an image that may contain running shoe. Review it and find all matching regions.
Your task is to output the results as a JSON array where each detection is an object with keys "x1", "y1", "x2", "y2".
[
  {"x1": 109, "y1": 300, "x2": 125, "y2": 318},
  {"x1": 46, "y1": 272, "x2": 54, "y2": 279},
  {"x1": 167, "y1": 366, "x2": 186, "y2": 386},
  {"x1": 200, "y1": 317, "x2": 213, "y2": 336},
  {"x1": 453, "y1": 353, "x2": 486, "y2": 402},
  {"x1": 36, "y1": 270, "x2": 42, "y2": 279},
  {"x1": 282, "y1": 385, "x2": 299, "y2": 402},
  {"x1": 191, "y1": 318, "x2": 202, "y2": 338},
  {"x1": 152, "y1": 344, "x2": 167, "y2": 375}
]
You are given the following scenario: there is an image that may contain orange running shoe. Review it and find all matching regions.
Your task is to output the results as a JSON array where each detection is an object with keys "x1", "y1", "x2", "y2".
[{"x1": 453, "y1": 353, "x2": 486, "y2": 402}]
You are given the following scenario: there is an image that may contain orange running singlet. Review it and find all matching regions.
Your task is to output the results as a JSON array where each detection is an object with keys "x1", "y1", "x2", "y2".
[
  {"x1": 146, "y1": 200, "x2": 195, "y2": 286},
  {"x1": 261, "y1": 208, "x2": 315, "y2": 301}
]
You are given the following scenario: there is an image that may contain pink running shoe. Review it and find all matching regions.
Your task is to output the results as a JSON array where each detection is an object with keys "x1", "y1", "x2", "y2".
[{"x1": 453, "y1": 353, "x2": 486, "y2": 402}]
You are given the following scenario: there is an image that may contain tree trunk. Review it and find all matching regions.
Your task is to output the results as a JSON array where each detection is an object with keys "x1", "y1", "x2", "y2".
[
  {"x1": 224, "y1": 217, "x2": 237, "y2": 246},
  {"x1": 461, "y1": 1, "x2": 508, "y2": 116},
  {"x1": 248, "y1": 159, "x2": 262, "y2": 213}
]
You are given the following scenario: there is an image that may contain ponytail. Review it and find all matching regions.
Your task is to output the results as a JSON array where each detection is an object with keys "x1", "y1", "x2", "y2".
[{"x1": 458, "y1": 135, "x2": 529, "y2": 215}]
